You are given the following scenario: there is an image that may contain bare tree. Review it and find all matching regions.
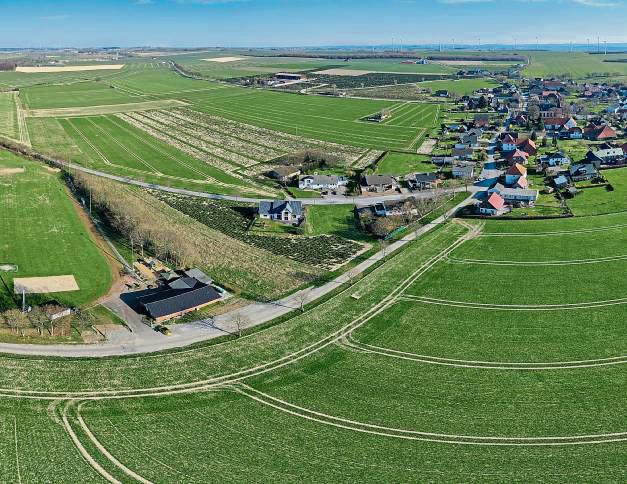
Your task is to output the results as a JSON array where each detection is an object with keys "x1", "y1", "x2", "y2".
[
  {"x1": 295, "y1": 292, "x2": 309, "y2": 313},
  {"x1": 4, "y1": 309, "x2": 22, "y2": 335},
  {"x1": 378, "y1": 239, "x2": 390, "y2": 258},
  {"x1": 231, "y1": 312, "x2": 250, "y2": 338},
  {"x1": 28, "y1": 307, "x2": 47, "y2": 336}
]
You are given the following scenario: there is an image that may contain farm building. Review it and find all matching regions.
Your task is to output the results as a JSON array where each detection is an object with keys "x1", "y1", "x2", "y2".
[
  {"x1": 274, "y1": 72, "x2": 306, "y2": 81},
  {"x1": 259, "y1": 200, "x2": 304, "y2": 224},
  {"x1": 266, "y1": 165, "x2": 301, "y2": 182},
  {"x1": 139, "y1": 277, "x2": 222, "y2": 323}
]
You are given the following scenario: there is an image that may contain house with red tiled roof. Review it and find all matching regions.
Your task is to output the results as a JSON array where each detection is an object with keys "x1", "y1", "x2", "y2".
[
  {"x1": 516, "y1": 138, "x2": 537, "y2": 156},
  {"x1": 585, "y1": 125, "x2": 617, "y2": 141},
  {"x1": 544, "y1": 117, "x2": 577, "y2": 131},
  {"x1": 505, "y1": 163, "x2": 528, "y2": 185},
  {"x1": 479, "y1": 192, "x2": 507, "y2": 216},
  {"x1": 501, "y1": 134, "x2": 518, "y2": 152},
  {"x1": 505, "y1": 150, "x2": 529, "y2": 166}
]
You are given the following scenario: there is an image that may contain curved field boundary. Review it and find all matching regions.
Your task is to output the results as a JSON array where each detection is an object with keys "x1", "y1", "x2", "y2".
[
  {"x1": 447, "y1": 253, "x2": 627, "y2": 266},
  {"x1": 402, "y1": 295, "x2": 627, "y2": 311},
  {"x1": 230, "y1": 384, "x2": 627, "y2": 446},
  {"x1": 341, "y1": 333, "x2": 627, "y2": 370},
  {"x1": 0, "y1": 225, "x2": 473, "y2": 401}
]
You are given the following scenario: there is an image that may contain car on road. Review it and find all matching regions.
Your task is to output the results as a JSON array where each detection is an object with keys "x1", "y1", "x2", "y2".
[{"x1": 154, "y1": 325, "x2": 172, "y2": 336}]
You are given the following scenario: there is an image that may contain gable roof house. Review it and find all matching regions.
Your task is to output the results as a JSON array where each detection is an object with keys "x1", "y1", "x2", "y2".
[
  {"x1": 540, "y1": 152, "x2": 571, "y2": 167},
  {"x1": 584, "y1": 124, "x2": 617, "y2": 141},
  {"x1": 452, "y1": 146, "x2": 474, "y2": 160},
  {"x1": 569, "y1": 164, "x2": 599, "y2": 182},
  {"x1": 479, "y1": 192, "x2": 507, "y2": 216},
  {"x1": 516, "y1": 138, "x2": 537, "y2": 156},
  {"x1": 559, "y1": 126, "x2": 583, "y2": 140},
  {"x1": 259, "y1": 200, "x2": 304, "y2": 224},
  {"x1": 500, "y1": 134, "x2": 518, "y2": 152},
  {"x1": 500, "y1": 188, "x2": 539, "y2": 204},
  {"x1": 299, "y1": 175, "x2": 348, "y2": 191},
  {"x1": 505, "y1": 149, "x2": 530, "y2": 166},
  {"x1": 407, "y1": 172, "x2": 441, "y2": 191},
  {"x1": 586, "y1": 148, "x2": 625, "y2": 166},
  {"x1": 473, "y1": 113, "x2": 490, "y2": 128},
  {"x1": 266, "y1": 165, "x2": 301, "y2": 182},
  {"x1": 505, "y1": 163, "x2": 528, "y2": 185},
  {"x1": 361, "y1": 175, "x2": 399, "y2": 193},
  {"x1": 544, "y1": 117, "x2": 577, "y2": 131},
  {"x1": 452, "y1": 164, "x2": 475, "y2": 179}
]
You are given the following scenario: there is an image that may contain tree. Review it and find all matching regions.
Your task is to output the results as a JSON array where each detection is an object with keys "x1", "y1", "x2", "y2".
[
  {"x1": 542, "y1": 137, "x2": 548, "y2": 148},
  {"x1": 530, "y1": 130, "x2": 538, "y2": 142},
  {"x1": 378, "y1": 239, "x2": 390, "y2": 258},
  {"x1": 28, "y1": 307, "x2": 48, "y2": 336},
  {"x1": 4, "y1": 309, "x2": 23, "y2": 335},
  {"x1": 44, "y1": 305, "x2": 66, "y2": 337},
  {"x1": 230, "y1": 312, "x2": 249, "y2": 338},
  {"x1": 528, "y1": 104, "x2": 541, "y2": 123},
  {"x1": 478, "y1": 95, "x2": 488, "y2": 110},
  {"x1": 294, "y1": 292, "x2": 309, "y2": 313},
  {"x1": 14, "y1": 312, "x2": 30, "y2": 337}
]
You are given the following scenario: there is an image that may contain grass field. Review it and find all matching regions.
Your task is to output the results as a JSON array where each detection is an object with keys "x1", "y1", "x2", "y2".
[
  {"x1": 0, "y1": 150, "x2": 112, "y2": 310},
  {"x1": 525, "y1": 51, "x2": 627, "y2": 79},
  {"x1": 566, "y1": 167, "x2": 627, "y2": 216},
  {"x1": 416, "y1": 78, "x2": 500, "y2": 96},
  {"x1": 374, "y1": 151, "x2": 435, "y2": 175},
  {"x1": 0, "y1": 92, "x2": 19, "y2": 141},
  {"x1": 304, "y1": 204, "x2": 371, "y2": 241}
]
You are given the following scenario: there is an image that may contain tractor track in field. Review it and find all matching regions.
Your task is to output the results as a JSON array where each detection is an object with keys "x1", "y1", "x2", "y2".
[
  {"x1": 227, "y1": 383, "x2": 627, "y2": 446},
  {"x1": 0, "y1": 223, "x2": 473, "y2": 402}
]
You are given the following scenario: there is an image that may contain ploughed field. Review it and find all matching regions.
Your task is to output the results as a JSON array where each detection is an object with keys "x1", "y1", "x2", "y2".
[{"x1": 1, "y1": 212, "x2": 627, "y2": 481}]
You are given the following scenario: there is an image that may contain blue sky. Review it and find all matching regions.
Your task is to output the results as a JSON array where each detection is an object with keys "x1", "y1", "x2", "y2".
[{"x1": 0, "y1": 0, "x2": 626, "y2": 48}]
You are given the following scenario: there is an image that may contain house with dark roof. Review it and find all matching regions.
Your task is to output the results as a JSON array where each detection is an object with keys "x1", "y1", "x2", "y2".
[
  {"x1": 586, "y1": 148, "x2": 625, "y2": 165},
  {"x1": 259, "y1": 200, "x2": 304, "y2": 224},
  {"x1": 452, "y1": 146, "x2": 474, "y2": 160},
  {"x1": 569, "y1": 164, "x2": 598, "y2": 182},
  {"x1": 266, "y1": 165, "x2": 301, "y2": 182},
  {"x1": 407, "y1": 172, "x2": 441, "y2": 191},
  {"x1": 139, "y1": 278, "x2": 222, "y2": 323},
  {"x1": 361, "y1": 175, "x2": 399, "y2": 193},
  {"x1": 452, "y1": 164, "x2": 475, "y2": 179}
]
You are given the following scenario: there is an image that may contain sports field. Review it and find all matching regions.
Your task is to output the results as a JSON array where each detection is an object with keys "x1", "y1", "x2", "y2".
[
  {"x1": 0, "y1": 210, "x2": 625, "y2": 480},
  {"x1": 0, "y1": 150, "x2": 112, "y2": 310}
]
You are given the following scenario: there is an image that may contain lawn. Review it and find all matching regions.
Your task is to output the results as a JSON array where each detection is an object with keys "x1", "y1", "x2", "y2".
[
  {"x1": 0, "y1": 150, "x2": 112, "y2": 310},
  {"x1": 567, "y1": 167, "x2": 627, "y2": 216},
  {"x1": 374, "y1": 151, "x2": 435, "y2": 175},
  {"x1": 304, "y1": 204, "x2": 371, "y2": 241}
]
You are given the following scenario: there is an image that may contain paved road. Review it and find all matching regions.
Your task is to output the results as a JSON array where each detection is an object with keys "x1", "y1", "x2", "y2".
[
  {"x1": 0, "y1": 196, "x2": 474, "y2": 358},
  {"x1": 57, "y1": 159, "x2": 479, "y2": 206}
]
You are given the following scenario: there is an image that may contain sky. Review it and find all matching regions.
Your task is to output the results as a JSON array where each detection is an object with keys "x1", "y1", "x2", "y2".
[{"x1": 0, "y1": 0, "x2": 626, "y2": 48}]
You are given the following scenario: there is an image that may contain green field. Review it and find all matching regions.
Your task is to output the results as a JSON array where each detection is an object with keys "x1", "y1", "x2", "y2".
[
  {"x1": 304, "y1": 204, "x2": 371, "y2": 241},
  {"x1": 374, "y1": 151, "x2": 436, "y2": 175},
  {"x1": 0, "y1": 218, "x2": 624, "y2": 480},
  {"x1": 565, "y1": 167, "x2": 627, "y2": 216},
  {"x1": 0, "y1": 150, "x2": 112, "y2": 310},
  {"x1": 416, "y1": 78, "x2": 500, "y2": 96},
  {"x1": 525, "y1": 51, "x2": 627, "y2": 79},
  {"x1": 0, "y1": 92, "x2": 18, "y2": 141}
]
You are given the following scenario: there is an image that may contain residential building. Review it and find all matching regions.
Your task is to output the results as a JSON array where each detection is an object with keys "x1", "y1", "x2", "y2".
[
  {"x1": 361, "y1": 175, "x2": 398, "y2": 193},
  {"x1": 407, "y1": 172, "x2": 441, "y2": 190},
  {"x1": 540, "y1": 152, "x2": 570, "y2": 167},
  {"x1": 452, "y1": 164, "x2": 475, "y2": 179},
  {"x1": 500, "y1": 188, "x2": 539, "y2": 204},
  {"x1": 569, "y1": 164, "x2": 598, "y2": 182},
  {"x1": 298, "y1": 175, "x2": 348, "y2": 190},
  {"x1": 259, "y1": 200, "x2": 304, "y2": 223},
  {"x1": 479, "y1": 193, "x2": 507, "y2": 216}
]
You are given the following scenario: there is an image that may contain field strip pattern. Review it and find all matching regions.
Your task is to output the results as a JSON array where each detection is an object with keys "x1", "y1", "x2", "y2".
[
  {"x1": 400, "y1": 295, "x2": 627, "y2": 311},
  {"x1": 26, "y1": 99, "x2": 188, "y2": 118},
  {"x1": 228, "y1": 384, "x2": 627, "y2": 446},
  {"x1": 480, "y1": 222, "x2": 627, "y2": 237},
  {"x1": 447, "y1": 253, "x2": 627, "y2": 266},
  {"x1": 341, "y1": 333, "x2": 627, "y2": 370}
]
